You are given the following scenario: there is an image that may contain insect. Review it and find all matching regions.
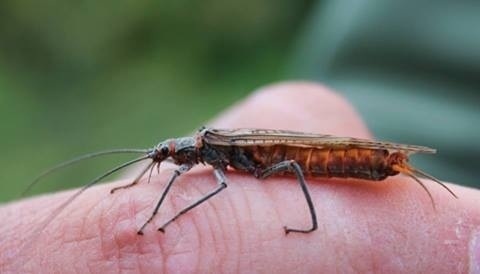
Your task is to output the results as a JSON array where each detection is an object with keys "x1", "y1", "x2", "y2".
[{"x1": 26, "y1": 127, "x2": 457, "y2": 236}]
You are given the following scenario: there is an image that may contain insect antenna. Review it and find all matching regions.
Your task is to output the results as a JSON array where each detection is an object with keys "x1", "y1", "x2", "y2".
[
  {"x1": 412, "y1": 168, "x2": 458, "y2": 199},
  {"x1": 41, "y1": 155, "x2": 151, "y2": 226},
  {"x1": 17, "y1": 155, "x2": 151, "y2": 258},
  {"x1": 20, "y1": 149, "x2": 149, "y2": 197}
]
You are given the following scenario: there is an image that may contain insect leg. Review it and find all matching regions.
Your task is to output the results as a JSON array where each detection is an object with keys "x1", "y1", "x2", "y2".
[
  {"x1": 258, "y1": 160, "x2": 317, "y2": 234},
  {"x1": 157, "y1": 168, "x2": 228, "y2": 233},
  {"x1": 137, "y1": 164, "x2": 192, "y2": 235},
  {"x1": 110, "y1": 161, "x2": 155, "y2": 194},
  {"x1": 146, "y1": 162, "x2": 157, "y2": 184}
]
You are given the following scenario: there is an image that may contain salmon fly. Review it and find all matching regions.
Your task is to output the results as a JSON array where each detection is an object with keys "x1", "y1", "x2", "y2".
[{"x1": 25, "y1": 127, "x2": 457, "y2": 236}]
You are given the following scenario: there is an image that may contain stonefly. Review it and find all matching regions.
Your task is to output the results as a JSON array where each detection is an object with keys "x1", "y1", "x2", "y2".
[{"x1": 25, "y1": 127, "x2": 457, "y2": 236}]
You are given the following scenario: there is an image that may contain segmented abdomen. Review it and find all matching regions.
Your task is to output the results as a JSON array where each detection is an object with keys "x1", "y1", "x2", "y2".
[{"x1": 244, "y1": 145, "x2": 398, "y2": 181}]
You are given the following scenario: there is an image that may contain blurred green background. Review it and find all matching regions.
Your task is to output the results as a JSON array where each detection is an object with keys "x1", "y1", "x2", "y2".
[
  {"x1": 0, "y1": 0, "x2": 315, "y2": 201},
  {"x1": 1, "y1": 1, "x2": 478, "y2": 202}
]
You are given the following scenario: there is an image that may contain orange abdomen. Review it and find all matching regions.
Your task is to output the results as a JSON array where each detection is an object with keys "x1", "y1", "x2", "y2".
[{"x1": 245, "y1": 146, "x2": 398, "y2": 181}]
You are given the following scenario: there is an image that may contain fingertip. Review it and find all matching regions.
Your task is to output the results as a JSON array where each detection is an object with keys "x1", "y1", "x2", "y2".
[{"x1": 211, "y1": 81, "x2": 371, "y2": 138}]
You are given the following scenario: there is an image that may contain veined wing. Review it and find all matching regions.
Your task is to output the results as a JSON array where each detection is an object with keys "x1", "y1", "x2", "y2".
[{"x1": 202, "y1": 128, "x2": 436, "y2": 154}]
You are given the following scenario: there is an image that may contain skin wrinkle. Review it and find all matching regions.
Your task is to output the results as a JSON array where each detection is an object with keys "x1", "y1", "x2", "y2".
[
  {"x1": 317, "y1": 204, "x2": 331, "y2": 269},
  {"x1": 320, "y1": 188, "x2": 343, "y2": 273},
  {"x1": 196, "y1": 172, "x2": 239, "y2": 273},
  {"x1": 133, "y1": 196, "x2": 144, "y2": 274},
  {"x1": 231, "y1": 176, "x2": 253, "y2": 273},
  {"x1": 334, "y1": 212, "x2": 352, "y2": 272},
  {"x1": 142, "y1": 184, "x2": 183, "y2": 271},
  {"x1": 86, "y1": 258, "x2": 96, "y2": 274},
  {"x1": 160, "y1": 221, "x2": 181, "y2": 274},
  {"x1": 350, "y1": 189, "x2": 380, "y2": 272},
  {"x1": 71, "y1": 214, "x2": 107, "y2": 272},
  {"x1": 223, "y1": 172, "x2": 284, "y2": 270},
  {"x1": 53, "y1": 211, "x2": 90, "y2": 271},
  {"x1": 112, "y1": 194, "x2": 124, "y2": 274},
  {"x1": 260, "y1": 178, "x2": 292, "y2": 270},
  {"x1": 354, "y1": 181, "x2": 407, "y2": 272},
  {"x1": 189, "y1": 184, "x2": 205, "y2": 274},
  {"x1": 258, "y1": 178, "x2": 285, "y2": 237},
  {"x1": 160, "y1": 174, "x2": 202, "y2": 274},
  {"x1": 183, "y1": 201, "x2": 201, "y2": 274},
  {"x1": 302, "y1": 181, "x2": 334, "y2": 268},
  {"x1": 156, "y1": 169, "x2": 236, "y2": 272},
  {"x1": 55, "y1": 237, "x2": 96, "y2": 272},
  {"x1": 25, "y1": 200, "x2": 79, "y2": 264},
  {"x1": 80, "y1": 191, "x2": 114, "y2": 270},
  {"x1": 208, "y1": 173, "x2": 244, "y2": 273},
  {"x1": 279, "y1": 176, "x2": 315, "y2": 233},
  {"x1": 111, "y1": 196, "x2": 130, "y2": 273},
  {"x1": 239, "y1": 187, "x2": 253, "y2": 273},
  {"x1": 185, "y1": 181, "x2": 207, "y2": 274},
  {"x1": 59, "y1": 185, "x2": 122, "y2": 272},
  {"x1": 82, "y1": 208, "x2": 103, "y2": 273},
  {"x1": 110, "y1": 188, "x2": 141, "y2": 272},
  {"x1": 152, "y1": 186, "x2": 184, "y2": 272},
  {"x1": 58, "y1": 231, "x2": 100, "y2": 246},
  {"x1": 107, "y1": 181, "x2": 172, "y2": 273},
  {"x1": 222, "y1": 194, "x2": 235, "y2": 273},
  {"x1": 97, "y1": 194, "x2": 110, "y2": 272},
  {"x1": 160, "y1": 219, "x2": 182, "y2": 256},
  {"x1": 224, "y1": 180, "x2": 244, "y2": 274},
  {"x1": 241, "y1": 186, "x2": 277, "y2": 271},
  {"x1": 183, "y1": 174, "x2": 218, "y2": 272},
  {"x1": 139, "y1": 179, "x2": 184, "y2": 253},
  {"x1": 262, "y1": 178, "x2": 286, "y2": 233},
  {"x1": 202, "y1": 181, "x2": 229, "y2": 272}
]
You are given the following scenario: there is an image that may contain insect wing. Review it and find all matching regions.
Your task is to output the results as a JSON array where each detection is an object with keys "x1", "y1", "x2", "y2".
[{"x1": 202, "y1": 128, "x2": 436, "y2": 154}]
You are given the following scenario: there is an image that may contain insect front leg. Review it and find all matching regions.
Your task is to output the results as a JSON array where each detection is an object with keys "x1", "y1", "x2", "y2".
[
  {"x1": 110, "y1": 161, "x2": 156, "y2": 194},
  {"x1": 137, "y1": 163, "x2": 192, "y2": 235},
  {"x1": 157, "y1": 167, "x2": 228, "y2": 233},
  {"x1": 258, "y1": 160, "x2": 318, "y2": 234}
]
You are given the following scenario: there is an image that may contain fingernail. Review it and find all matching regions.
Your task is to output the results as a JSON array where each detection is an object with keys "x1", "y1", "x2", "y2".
[{"x1": 471, "y1": 230, "x2": 480, "y2": 273}]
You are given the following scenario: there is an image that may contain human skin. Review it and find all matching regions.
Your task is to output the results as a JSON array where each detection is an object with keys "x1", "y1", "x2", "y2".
[{"x1": 1, "y1": 82, "x2": 479, "y2": 273}]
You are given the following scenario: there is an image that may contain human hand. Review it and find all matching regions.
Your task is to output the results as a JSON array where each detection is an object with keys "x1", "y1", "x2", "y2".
[{"x1": 2, "y1": 82, "x2": 479, "y2": 273}]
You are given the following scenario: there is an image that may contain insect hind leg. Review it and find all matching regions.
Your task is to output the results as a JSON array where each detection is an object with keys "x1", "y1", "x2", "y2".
[{"x1": 258, "y1": 160, "x2": 318, "y2": 234}]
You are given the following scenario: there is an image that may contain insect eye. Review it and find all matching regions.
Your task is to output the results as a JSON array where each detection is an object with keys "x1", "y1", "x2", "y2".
[{"x1": 160, "y1": 146, "x2": 169, "y2": 156}]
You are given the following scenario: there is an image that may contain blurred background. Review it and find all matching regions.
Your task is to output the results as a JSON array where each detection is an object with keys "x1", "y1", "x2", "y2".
[{"x1": 1, "y1": 1, "x2": 478, "y2": 202}]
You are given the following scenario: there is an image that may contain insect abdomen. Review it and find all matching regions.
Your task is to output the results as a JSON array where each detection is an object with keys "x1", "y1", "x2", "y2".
[{"x1": 247, "y1": 146, "x2": 397, "y2": 181}]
